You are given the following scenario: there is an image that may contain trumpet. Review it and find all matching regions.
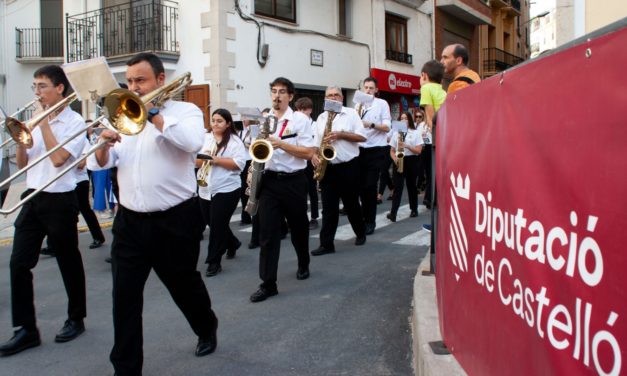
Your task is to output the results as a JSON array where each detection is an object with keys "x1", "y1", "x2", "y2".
[
  {"x1": 396, "y1": 131, "x2": 406, "y2": 174},
  {"x1": 0, "y1": 73, "x2": 192, "y2": 215}
]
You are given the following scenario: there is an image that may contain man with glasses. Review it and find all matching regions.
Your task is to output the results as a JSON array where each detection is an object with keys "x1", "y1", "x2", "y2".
[
  {"x1": 250, "y1": 77, "x2": 316, "y2": 303},
  {"x1": 356, "y1": 77, "x2": 391, "y2": 235},
  {"x1": 310, "y1": 86, "x2": 367, "y2": 256},
  {"x1": 0, "y1": 65, "x2": 87, "y2": 356}
]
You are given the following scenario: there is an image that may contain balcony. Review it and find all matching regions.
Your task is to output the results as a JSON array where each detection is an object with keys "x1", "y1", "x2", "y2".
[
  {"x1": 489, "y1": 0, "x2": 521, "y2": 16},
  {"x1": 482, "y1": 47, "x2": 523, "y2": 76},
  {"x1": 386, "y1": 50, "x2": 413, "y2": 65},
  {"x1": 15, "y1": 28, "x2": 64, "y2": 63},
  {"x1": 66, "y1": 0, "x2": 179, "y2": 64}
]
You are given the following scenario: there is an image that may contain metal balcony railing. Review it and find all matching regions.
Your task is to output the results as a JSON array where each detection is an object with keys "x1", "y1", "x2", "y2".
[
  {"x1": 483, "y1": 47, "x2": 523, "y2": 75},
  {"x1": 386, "y1": 50, "x2": 413, "y2": 65},
  {"x1": 511, "y1": 0, "x2": 521, "y2": 12},
  {"x1": 15, "y1": 28, "x2": 64, "y2": 59},
  {"x1": 66, "y1": 0, "x2": 179, "y2": 63}
]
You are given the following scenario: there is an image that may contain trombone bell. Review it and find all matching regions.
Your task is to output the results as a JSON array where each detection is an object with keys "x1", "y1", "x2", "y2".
[
  {"x1": 4, "y1": 118, "x2": 33, "y2": 148},
  {"x1": 103, "y1": 89, "x2": 146, "y2": 135}
]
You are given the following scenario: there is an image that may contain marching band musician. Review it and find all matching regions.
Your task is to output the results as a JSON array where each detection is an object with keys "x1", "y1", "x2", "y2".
[
  {"x1": 88, "y1": 53, "x2": 218, "y2": 374},
  {"x1": 356, "y1": 77, "x2": 392, "y2": 235},
  {"x1": 197, "y1": 108, "x2": 246, "y2": 277},
  {"x1": 0, "y1": 65, "x2": 88, "y2": 356},
  {"x1": 310, "y1": 86, "x2": 367, "y2": 256},
  {"x1": 249, "y1": 77, "x2": 316, "y2": 303},
  {"x1": 237, "y1": 118, "x2": 253, "y2": 225},
  {"x1": 386, "y1": 111, "x2": 423, "y2": 222}
]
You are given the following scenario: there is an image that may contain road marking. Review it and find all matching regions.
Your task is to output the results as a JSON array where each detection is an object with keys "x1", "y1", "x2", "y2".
[{"x1": 393, "y1": 228, "x2": 431, "y2": 246}]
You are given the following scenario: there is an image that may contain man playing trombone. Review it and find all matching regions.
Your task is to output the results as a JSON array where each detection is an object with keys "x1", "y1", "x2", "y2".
[
  {"x1": 88, "y1": 53, "x2": 218, "y2": 375},
  {"x1": 310, "y1": 86, "x2": 367, "y2": 256},
  {"x1": 0, "y1": 65, "x2": 88, "y2": 356}
]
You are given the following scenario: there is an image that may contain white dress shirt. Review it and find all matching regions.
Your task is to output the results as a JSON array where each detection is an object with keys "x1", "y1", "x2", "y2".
[
  {"x1": 265, "y1": 107, "x2": 315, "y2": 173},
  {"x1": 389, "y1": 128, "x2": 424, "y2": 157},
  {"x1": 314, "y1": 107, "x2": 364, "y2": 164},
  {"x1": 356, "y1": 97, "x2": 392, "y2": 148},
  {"x1": 75, "y1": 137, "x2": 90, "y2": 183},
  {"x1": 27, "y1": 106, "x2": 85, "y2": 192},
  {"x1": 416, "y1": 122, "x2": 432, "y2": 145},
  {"x1": 198, "y1": 132, "x2": 246, "y2": 200},
  {"x1": 238, "y1": 126, "x2": 253, "y2": 162},
  {"x1": 87, "y1": 100, "x2": 205, "y2": 212}
]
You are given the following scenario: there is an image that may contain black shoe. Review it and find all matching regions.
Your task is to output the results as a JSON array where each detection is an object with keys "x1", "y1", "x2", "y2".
[
  {"x1": 40, "y1": 247, "x2": 56, "y2": 257},
  {"x1": 54, "y1": 319, "x2": 85, "y2": 343},
  {"x1": 226, "y1": 239, "x2": 241, "y2": 259},
  {"x1": 89, "y1": 239, "x2": 104, "y2": 249},
  {"x1": 250, "y1": 286, "x2": 278, "y2": 303},
  {"x1": 339, "y1": 207, "x2": 347, "y2": 216},
  {"x1": 248, "y1": 241, "x2": 260, "y2": 249},
  {"x1": 308, "y1": 219, "x2": 319, "y2": 230},
  {"x1": 296, "y1": 267, "x2": 309, "y2": 280},
  {"x1": 0, "y1": 328, "x2": 41, "y2": 357},
  {"x1": 423, "y1": 200, "x2": 432, "y2": 209},
  {"x1": 205, "y1": 264, "x2": 222, "y2": 277},
  {"x1": 105, "y1": 256, "x2": 112, "y2": 263},
  {"x1": 239, "y1": 218, "x2": 252, "y2": 226},
  {"x1": 386, "y1": 212, "x2": 396, "y2": 222},
  {"x1": 310, "y1": 246, "x2": 335, "y2": 256},
  {"x1": 410, "y1": 210, "x2": 418, "y2": 218},
  {"x1": 354, "y1": 236, "x2": 366, "y2": 246},
  {"x1": 195, "y1": 319, "x2": 218, "y2": 357},
  {"x1": 365, "y1": 223, "x2": 375, "y2": 235}
]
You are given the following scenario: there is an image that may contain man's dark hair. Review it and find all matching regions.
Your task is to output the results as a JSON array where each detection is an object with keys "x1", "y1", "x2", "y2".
[
  {"x1": 126, "y1": 52, "x2": 165, "y2": 76},
  {"x1": 421, "y1": 60, "x2": 445, "y2": 84},
  {"x1": 34, "y1": 65, "x2": 71, "y2": 97},
  {"x1": 261, "y1": 108, "x2": 271, "y2": 114},
  {"x1": 363, "y1": 76, "x2": 378, "y2": 87},
  {"x1": 294, "y1": 97, "x2": 313, "y2": 110},
  {"x1": 269, "y1": 77, "x2": 295, "y2": 94},
  {"x1": 453, "y1": 44, "x2": 469, "y2": 66}
]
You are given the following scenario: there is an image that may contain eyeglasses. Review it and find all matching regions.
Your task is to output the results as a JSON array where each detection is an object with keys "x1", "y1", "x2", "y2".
[
  {"x1": 31, "y1": 84, "x2": 52, "y2": 92},
  {"x1": 271, "y1": 89, "x2": 289, "y2": 95},
  {"x1": 416, "y1": 115, "x2": 424, "y2": 119}
]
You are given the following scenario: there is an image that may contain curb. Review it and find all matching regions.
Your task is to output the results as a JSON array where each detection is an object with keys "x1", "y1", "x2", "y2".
[
  {"x1": 0, "y1": 221, "x2": 114, "y2": 247},
  {"x1": 412, "y1": 254, "x2": 466, "y2": 376}
]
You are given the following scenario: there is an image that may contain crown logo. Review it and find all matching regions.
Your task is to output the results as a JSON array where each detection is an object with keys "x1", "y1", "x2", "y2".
[{"x1": 450, "y1": 173, "x2": 470, "y2": 200}]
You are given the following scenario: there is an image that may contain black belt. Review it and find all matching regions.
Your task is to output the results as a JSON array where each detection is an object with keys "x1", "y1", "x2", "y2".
[
  {"x1": 121, "y1": 197, "x2": 196, "y2": 219},
  {"x1": 264, "y1": 169, "x2": 305, "y2": 179}
]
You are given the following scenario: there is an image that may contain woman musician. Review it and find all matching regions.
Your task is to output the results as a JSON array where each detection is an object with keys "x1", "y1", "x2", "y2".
[
  {"x1": 196, "y1": 109, "x2": 247, "y2": 277},
  {"x1": 387, "y1": 111, "x2": 424, "y2": 222}
]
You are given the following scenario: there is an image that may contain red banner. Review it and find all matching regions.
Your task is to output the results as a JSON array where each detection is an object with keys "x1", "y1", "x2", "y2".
[
  {"x1": 370, "y1": 68, "x2": 421, "y2": 95},
  {"x1": 435, "y1": 26, "x2": 627, "y2": 375}
]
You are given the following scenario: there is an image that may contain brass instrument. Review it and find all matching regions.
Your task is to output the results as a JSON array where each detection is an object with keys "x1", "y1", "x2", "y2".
[
  {"x1": 197, "y1": 141, "x2": 217, "y2": 187},
  {"x1": 396, "y1": 131, "x2": 406, "y2": 174},
  {"x1": 245, "y1": 114, "x2": 277, "y2": 216},
  {"x1": 313, "y1": 112, "x2": 338, "y2": 181},
  {"x1": 0, "y1": 73, "x2": 192, "y2": 215},
  {"x1": 0, "y1": 97, "x2": 39, "y2": 129}
]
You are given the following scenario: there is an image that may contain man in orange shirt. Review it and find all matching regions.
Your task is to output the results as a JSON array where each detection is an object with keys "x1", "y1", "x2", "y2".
[{"x1": 440, "y1": 44, "x2": 481, "y2": 94}]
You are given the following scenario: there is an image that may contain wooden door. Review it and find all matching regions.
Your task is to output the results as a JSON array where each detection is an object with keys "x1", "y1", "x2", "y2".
[{"x1": 184, "y1": 84, "x2": 210, "y2": 130}]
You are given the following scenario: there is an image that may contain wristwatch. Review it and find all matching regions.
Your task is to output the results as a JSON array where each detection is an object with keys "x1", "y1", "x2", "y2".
[
  {"x1": 148, "y1": 108, "x2": 160, "y2": 122},
  {"x1": 370, "y1": 123, "x2": 375, "y2": 129}
]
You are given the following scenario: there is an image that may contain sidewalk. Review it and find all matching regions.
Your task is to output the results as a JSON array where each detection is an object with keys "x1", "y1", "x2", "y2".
[{"x1": 0, "y1": 180, "x2": 113, "y2": 246}]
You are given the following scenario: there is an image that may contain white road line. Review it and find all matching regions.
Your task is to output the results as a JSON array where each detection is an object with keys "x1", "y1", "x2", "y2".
[{"x1": 393, "y1": 228, "x2": 431, "y2": 246}]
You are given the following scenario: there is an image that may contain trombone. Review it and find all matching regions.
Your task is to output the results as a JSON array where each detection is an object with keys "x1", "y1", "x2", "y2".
[
  {"x1": 0, "y1": 97, "x2": 41, "y2": 149},
  {"x1": 0, "y1": 72, "x2": 192, "y2": 215}
]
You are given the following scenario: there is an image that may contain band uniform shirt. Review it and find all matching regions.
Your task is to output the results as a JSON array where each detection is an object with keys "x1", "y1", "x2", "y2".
[
  {"x1": 416, "y1": 121, "x2": 432, "y2": 145},
  {"x1": 87, "y1": 100, "x2": 205, "y2": 212},
  {"x1": 266, "y1": 107, "x2": 315, "y2": 173},
  {"x1": 419, "y1": 82, "x2": 447, "y2": 112},
  {"x1": 389, "y1": 128, "x2": 424, "y2": 157},
  {"x1": 74, "y1": 137, "x2": 91, "y2": 183},
  {"x1": 356, "y1": 97, "x2": 392, "y2": 148},
  {"x1": 198, "y1": 132, "x2": 246, "y2": 200},
  {"x1": 239, "y1": 126, "x2": 253, "y2": 162},
  {"x1": 27, "y1": 106, "x2": 85, "y2": 193},
  {"x1": 314, "y1": 107, "x2": 364, "y2": 164}
]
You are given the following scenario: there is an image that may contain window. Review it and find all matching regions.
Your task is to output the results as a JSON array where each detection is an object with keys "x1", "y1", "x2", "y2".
[
  {"x1": 338, "y1": 0, "x2": 352, "y2": 37},
  {"x1": 255, "y1": 0, "x2": 296, "y2": 23},
  {"x1": 385, "y1": 13, "x2": 411, "y2": 64}
]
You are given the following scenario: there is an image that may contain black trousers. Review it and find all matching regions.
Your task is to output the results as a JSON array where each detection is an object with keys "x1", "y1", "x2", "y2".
[
  {"x1": 319, "y1": 158, "x2": 365, "y2": 249},
  {"x1": 418, "y1": 145, "x2": 433, "y2": 204},
  {"x1": 76, "y1": 180, "x2": 105, "y2": 242},
  {"x1": 239, "y1": 160, "x2": 252, "y2": 222},
  {"x1": 10, "y1": 190, "x2": 85, "y2": 330},
  {"x1": 377, "y1": 146, "x2": 394, "y2": 195},
  {"x1": 391, "y1": 155, "x2": 420, "y2": 215},
  {"x1": 199, "y1": 188, "x2": 241, "y2": 265},
  {"x1": 109, "y1": 198, "x2": 217, "y2": 376},
  {"x1": 257, "y1": 170, "x2": 309, "y2": 290},
  {"x1": 358, "y1": 146, "x2": 386, "y2": 224},
  {"x1": 304, "y1": 161, "x2": 319, "y2": 219}
]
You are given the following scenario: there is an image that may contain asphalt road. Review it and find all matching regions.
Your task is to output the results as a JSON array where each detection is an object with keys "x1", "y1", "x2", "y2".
[{"x1": 0, "y1": 195, "x2": 429, "y2": 376}]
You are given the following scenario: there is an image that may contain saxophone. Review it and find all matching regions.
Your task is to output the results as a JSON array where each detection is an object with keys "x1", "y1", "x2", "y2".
[
  {"x1": 396, "y1": 131, "x2": 406, "y2": 174},
  {"x1": 244, "y1": 115, "x2": 277, "y2": 216},
  {"x1": 197, "y1": 141, "x2": 217, "y2": 187},
  {"x1": 313, "y1": 112, "x2": 338, "y2": 181}
]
